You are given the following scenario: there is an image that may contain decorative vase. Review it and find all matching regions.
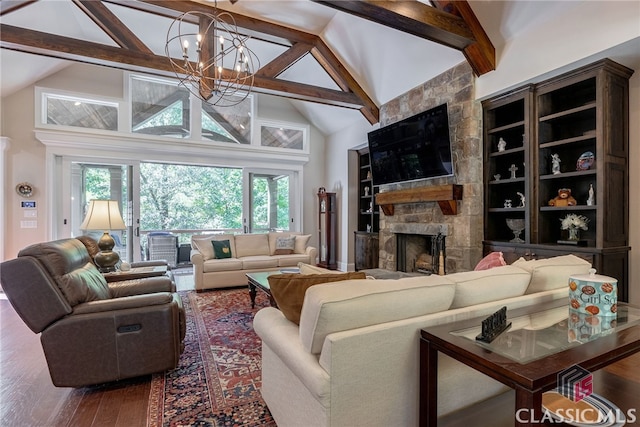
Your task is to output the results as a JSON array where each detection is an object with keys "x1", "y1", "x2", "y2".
[{"x1": 568, "y1": 227, "x2": 580, "y2": 241}]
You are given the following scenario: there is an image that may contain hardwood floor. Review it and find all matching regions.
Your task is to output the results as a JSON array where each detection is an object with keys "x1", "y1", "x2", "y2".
[
  {"x1": 0, "y1": 298, "x2": 152, "y2": 427},
  {"x1": 2, "y1": 270, "x2": 639, "y2": 426}
]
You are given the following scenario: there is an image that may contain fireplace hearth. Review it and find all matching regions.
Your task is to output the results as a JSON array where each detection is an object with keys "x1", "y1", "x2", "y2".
[{"x1": 396, "y1": 232, "x2": 446, "y2": 274}]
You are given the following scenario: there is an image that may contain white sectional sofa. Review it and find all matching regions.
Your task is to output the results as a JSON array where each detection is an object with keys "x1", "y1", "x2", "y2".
[
  {"x1": 190, "y1": 232, "x2": 317, "y2": 291},
  {"x1": 253, "y1": 255, "x2": 593, "y2": 427}
]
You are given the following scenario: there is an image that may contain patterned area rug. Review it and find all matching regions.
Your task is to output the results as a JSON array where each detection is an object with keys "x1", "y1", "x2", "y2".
[{"x1": 147, "y1": 289, "x2": 276, "y2": 426}]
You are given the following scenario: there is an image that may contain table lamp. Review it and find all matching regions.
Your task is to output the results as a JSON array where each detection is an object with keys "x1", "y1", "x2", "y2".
[{"x1": 80, "y1": 199, "x2": 127, "y2": 272}]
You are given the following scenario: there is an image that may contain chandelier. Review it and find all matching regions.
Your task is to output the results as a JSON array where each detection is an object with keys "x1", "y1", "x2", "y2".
[{"x1": 165, "y1": 7, "x2": 260, "y2": 107}]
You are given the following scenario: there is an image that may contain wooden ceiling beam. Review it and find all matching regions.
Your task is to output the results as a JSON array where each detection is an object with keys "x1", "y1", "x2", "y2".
[
  {"x1": 314, "y1": 0, "x2": 495, "y2": 76},
  {"x1": 0, "y1": 23, "x2": 365, "y2": 110},
  {"x1": 72, "y1": 0, "x2": 153, "y2": 54},
  {"x1": 311, "y1": 41, "x2": 379, "y2": 124},
  {"x1": 0, "y1": 0, "x2": 38, "y2": 16},
  {"x1": 258, "y1": 42, "x2": 312, "y2": 78},
  {"x1": 431, "y1": 0, "x2": 495, "y2": 75}
]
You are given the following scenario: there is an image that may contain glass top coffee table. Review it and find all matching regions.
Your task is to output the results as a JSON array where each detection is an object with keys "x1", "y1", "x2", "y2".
[{"x1": 419, "y1": 298, "x2": 640, "y2": 426}]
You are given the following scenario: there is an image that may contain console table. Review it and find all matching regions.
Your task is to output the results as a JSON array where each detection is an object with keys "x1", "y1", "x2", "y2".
[{"x1": 419, "y1": 299, "x2": 640, "y2": 426}]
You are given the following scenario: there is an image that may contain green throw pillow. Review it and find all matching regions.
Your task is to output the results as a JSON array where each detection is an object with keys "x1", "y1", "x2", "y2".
[{"x1": 212, "y1": 239, "x2": 232, "y2": 259}]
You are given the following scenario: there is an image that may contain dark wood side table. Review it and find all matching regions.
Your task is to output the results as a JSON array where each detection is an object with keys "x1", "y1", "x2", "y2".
[
  {"x1": 419, "y1": 299, "x2": 640, "y2": 427},
  {"x1": 102, "y1": 265, "x2": 168, "y2": 282}
]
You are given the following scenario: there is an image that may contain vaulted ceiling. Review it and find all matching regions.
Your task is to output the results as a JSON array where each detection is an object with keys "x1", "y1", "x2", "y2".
[{"x1": 0, "y1": 0, "x2": 494, "y2": 133}]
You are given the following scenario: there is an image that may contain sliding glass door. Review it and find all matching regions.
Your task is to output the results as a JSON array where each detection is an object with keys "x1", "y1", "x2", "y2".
[
  {"x1": 245, "y1": 170, "x2": 295, "y2": 233},
  {"x1": 61, "y1": 160, "x2": 137, "y2": 262}
]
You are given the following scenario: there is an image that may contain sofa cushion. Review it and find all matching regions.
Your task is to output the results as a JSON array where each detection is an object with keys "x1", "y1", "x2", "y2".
[
  {"x1": 202, "y1": 258, "x2": 243, "y2": 272},
  {"x1": 212, "y1": 239, "x2": 233, "y2": 259},
  {"x1": 192, "y1": 234, "x2": 236, "y2": 260},
  {"x1": 448, "y1": 265, "x2": 531, "y2": 309},
  {"x1": 268, "y1": 232, "x2": 301, "y2": 255},
  {"x1": 274, "y1": 235, "x2": 296, "y2": 255},
  {"x1": 268, "y1": 272, "x2": 367, "y2": 325},
  {"x1": 277, "y1": 254, "x2": 312, "y2": 267},
  {"x1": 241, "y1": 256, "x2": 279, "y2": 270},
  {"x1": 294, "y1": 235, "x2": 311, "y2": 254},
  {"x1": 513, "y1": 255, "x2": 592, "y2": 294},
  {"x1": 299, "y1": 275, "x2": 456, "y2": 354},
  {"x1": 235, "y1": 234, "x2": 270, "y2": 258}
]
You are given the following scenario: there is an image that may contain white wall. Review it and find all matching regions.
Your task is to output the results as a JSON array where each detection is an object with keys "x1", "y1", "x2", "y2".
[{"x1": 1, "y1": 63, "x2": 326, "y2": 259}]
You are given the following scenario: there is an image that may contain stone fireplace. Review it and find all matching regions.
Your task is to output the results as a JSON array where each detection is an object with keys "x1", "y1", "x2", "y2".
[{"x1": 376, "y1": 62, "x2": 484, "y2": 273}]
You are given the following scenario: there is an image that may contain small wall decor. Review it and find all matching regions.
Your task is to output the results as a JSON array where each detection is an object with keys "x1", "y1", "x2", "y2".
[{"x1": 15, "y1": 182, "x2": 34, "y2": 198}]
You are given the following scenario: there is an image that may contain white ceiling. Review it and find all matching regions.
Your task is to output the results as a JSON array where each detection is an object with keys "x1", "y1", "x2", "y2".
[{"x1": 0, "y1": 1, "x2": 637, "y2": 135}]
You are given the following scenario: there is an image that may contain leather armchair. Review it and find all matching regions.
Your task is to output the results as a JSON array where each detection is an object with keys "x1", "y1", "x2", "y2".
[{"x1": 0, "y1": 238, "x2": 185, "y2": 387}]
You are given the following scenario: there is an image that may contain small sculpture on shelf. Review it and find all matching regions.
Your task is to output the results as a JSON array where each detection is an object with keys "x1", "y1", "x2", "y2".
[
  {"x1": 504, "y1": 199, "x2": 512, "y2": 208},
  {"x1": 497, "y1": 137, "x2": 507, "y2": 152},
  {"x1": 551, "y1": 153, "x2": 562, "y2": 175},
  {"x1": 366, "y1": 224, "x2": 372, "y2": 232},
  {"x1": 548, "y1": 188, "x2": 577, "y2": 207},
  {"x1": 516, "y1": 192, "x2": 525, "y2": 208},
  {"x1": 587, "y1": 183, "x2": 595, "y2": 206},
  {"x1": 366, "y1": 170, "x2": 372, "y2": 180},
  {"x1": 493, "y1": 174, "x2": 501, "y2": 181},
  {"x1": 509, "y1": 164, "x2": 518, "y2": 179},
  {"x1": 364, "y1": 186, "x2": 370, "y2": 197}
]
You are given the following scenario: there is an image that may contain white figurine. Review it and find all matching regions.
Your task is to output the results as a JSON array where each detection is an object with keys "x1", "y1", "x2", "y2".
[
  {"x1": 504, "y1": 199, "x2": 512, "y2": 208},
  {"x1": 498, "y1": 138, "x2": 507, "y2": 152},
  {"x1": 364, "y1": 186, "x2": 370, "y2": 197},
  {"x1": 587, "y1": 183, "x2": 595, "y2": 206},
  {"x1": 516, "y1": 192, "x2": 525, "y2": 208},
  {"x1": 551, "y1": 153, "x2": 561, "y2": 175},
  {"x1": 509, "y1": 164, "x2": 518, "y2": 179}
]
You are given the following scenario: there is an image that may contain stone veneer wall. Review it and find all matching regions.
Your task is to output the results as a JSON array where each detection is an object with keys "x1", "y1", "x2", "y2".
[{"x1": 378, "y1": 62, "x2": 483, "y2": 272}]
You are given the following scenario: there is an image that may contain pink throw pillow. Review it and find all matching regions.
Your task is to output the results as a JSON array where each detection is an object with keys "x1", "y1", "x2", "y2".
[{"x1": 474, "y1": 252, "x2": 507, "y2": 271}]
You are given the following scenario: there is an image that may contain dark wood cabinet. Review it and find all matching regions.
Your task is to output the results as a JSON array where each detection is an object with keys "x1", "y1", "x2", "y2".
[
  {"x1": 318, "y1": 189, "x2": 337, "y2": 270},
  {"x1": 482, "y1": 59, "x2": 633, "y2": 301},
  {"x1": 354, "y1": 231, "x2": 379, "y2": 271}
]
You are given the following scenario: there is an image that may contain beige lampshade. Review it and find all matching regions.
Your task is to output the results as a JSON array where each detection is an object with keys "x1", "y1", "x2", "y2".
[{"x1": 80, "y1": 200, "x2": 126, "y2": 231}]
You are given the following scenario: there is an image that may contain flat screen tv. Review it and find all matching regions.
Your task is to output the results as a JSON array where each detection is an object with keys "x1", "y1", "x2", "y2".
[{"x1": 367, "y1": 103, "x2": 453, "y2": 186}]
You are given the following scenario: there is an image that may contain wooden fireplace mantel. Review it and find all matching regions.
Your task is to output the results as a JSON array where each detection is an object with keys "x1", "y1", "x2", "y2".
[{"x1": 375, "y1": 184, "x2": 463, "y2": 216}]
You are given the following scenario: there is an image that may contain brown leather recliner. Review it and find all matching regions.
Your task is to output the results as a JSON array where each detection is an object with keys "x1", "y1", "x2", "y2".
[{"x1": 0, "y1": 238, "x2": 186, "y2": 387}]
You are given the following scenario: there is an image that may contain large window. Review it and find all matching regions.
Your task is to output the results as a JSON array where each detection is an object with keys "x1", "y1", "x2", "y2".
[
  {"x1": 139, "y1": 163, "x2": 243, "y2": 232},
  {"x1": 131, "y1": 76, "x2": 191, "y2": 138},
  {"x1": 45, "y1": 94, "x2": 118, "y2": 131}
]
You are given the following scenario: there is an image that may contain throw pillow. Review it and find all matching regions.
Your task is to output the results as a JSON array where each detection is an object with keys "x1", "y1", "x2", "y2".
[
  {"x1": 294, "y1": 234, "x2": 311, "y2": 254},
  {"x1": 274, "y1": 236, "x2": 296, "y2": 255},
  {"x1": 474, "y1": 251, "x2": 507, "y2": 271},
  {"x1": 268, "y1": 272, "x2": 366, "y2": 325},
  {"x1": 212, "y1": 239, "x2": 232, "y2": 259}
]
